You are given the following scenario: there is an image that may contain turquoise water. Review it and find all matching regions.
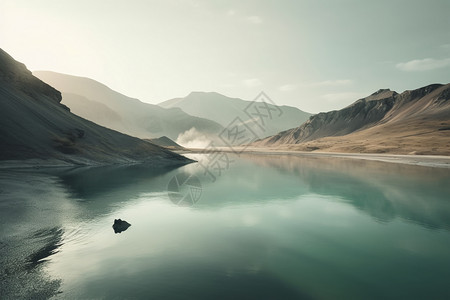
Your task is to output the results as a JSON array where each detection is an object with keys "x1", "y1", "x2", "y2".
[{"x1": 1, "y1": 154, "x2": 450, "y2": 299}]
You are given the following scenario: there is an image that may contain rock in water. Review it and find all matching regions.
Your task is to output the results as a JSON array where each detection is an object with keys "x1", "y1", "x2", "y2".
[{"x1": 112, "y1": 219, "x2": 131, "y2": 234}]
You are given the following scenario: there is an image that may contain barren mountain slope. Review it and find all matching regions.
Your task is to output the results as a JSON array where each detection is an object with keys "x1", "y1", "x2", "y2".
[
  {"x1": 0, "y1": 49, "x2": 191, "y2": 166},
  {"x1": 252, "y1": 84, "x2": 450, "y2": 155},
  {"x1": 34, "y1": 71, "x2": 223, "y2": 140}
]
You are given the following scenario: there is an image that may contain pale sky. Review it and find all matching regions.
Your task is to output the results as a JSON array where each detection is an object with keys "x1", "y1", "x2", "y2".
[{"x1": 1, "y1": 0, "x2": 449, "y2": 113}]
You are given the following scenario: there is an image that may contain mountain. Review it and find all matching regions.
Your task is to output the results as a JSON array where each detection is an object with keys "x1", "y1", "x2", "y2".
[
  {"x1": 253, "y1": 84, "x2": 450, "y2": 155},
  {"x1": 33, "y1": 71, "x2": 223, "y2": 142},
  {"x1": 0, "y1": 49, "x2": 191, "y2": 166},
  {"x1": 147, "y1": 136, "x2": 185, "y2": 150},
  {"x1": 159, "y1": 91, "x2": 312, "y2": 139}
]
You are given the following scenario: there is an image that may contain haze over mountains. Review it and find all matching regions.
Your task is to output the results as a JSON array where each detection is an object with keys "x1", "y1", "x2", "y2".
[
  {"x1": 253, "y1": 84, "x2": 450, "y2": 155},
  {"x1": 0, "y1": 49, "x2": 190, "y2": 166},
  {"x1": 1, "y1": 47, "x2": 448, "y2": 159},
  {"x1": 35, "y1": 71, "x2": 311, "y2": 148},
  {"x1": 160, "y1": 91, "x2": 312, "y2": 139},
  {"x1": 33, "y1": 71, "x2": 223, "y2": 142}
]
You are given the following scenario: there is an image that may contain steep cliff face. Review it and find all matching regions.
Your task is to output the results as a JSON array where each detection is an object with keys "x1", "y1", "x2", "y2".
[{"x1": 0, "y1": 48, "x2": 191, "y2": 166}]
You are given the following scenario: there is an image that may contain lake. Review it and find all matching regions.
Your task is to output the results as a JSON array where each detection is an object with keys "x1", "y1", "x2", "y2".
[{"x1": 1, "y1": 153, "x2": 450, "y2": 299}]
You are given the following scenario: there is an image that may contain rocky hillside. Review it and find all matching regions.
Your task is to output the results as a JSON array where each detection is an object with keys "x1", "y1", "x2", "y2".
[
  {"x1": 0, "y1": 49, "x2": 191, "y2": 166},
  {"x1": 253, "y1": 84, "x2": 450, "y2": 155},
  {"x1": 33, "y1": 71, "x2": 223, "y2": 141}
]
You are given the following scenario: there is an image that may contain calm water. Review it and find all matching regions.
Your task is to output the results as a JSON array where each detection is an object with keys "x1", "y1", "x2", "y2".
[{"x1": 1, "y1": 154, "x2": 450, "y2": 299}]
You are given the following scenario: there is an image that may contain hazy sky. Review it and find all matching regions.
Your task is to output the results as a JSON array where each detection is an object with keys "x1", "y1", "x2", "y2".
[{"x1": 1, "y1": 0, "x2": 449, "y2": 113}]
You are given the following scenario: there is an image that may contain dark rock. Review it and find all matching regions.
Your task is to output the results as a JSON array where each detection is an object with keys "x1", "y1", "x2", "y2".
[
  {"x1": 112, "y1": 219, "x2": 131, "y2": 234},
  {"x1": 0, "y1": 48, "x2": 62, "y2": 104}
]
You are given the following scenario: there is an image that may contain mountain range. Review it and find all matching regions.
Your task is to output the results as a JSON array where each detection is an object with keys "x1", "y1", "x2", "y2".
[
  {"x1": 0, "y1": 49, "x2": 190, "y2": 166},
  {"x1": 2, "y1": 47, "x2": 448, "y2": 159},
  {"x1": 159, "y1": 91, "x2": 311, "y2": 139},
  {"x1": 33, "y1": 71, "x2": 223, "y2": 141},
  {"x1": 253, "y1": 84, "x2": 450, "y2": 155}
]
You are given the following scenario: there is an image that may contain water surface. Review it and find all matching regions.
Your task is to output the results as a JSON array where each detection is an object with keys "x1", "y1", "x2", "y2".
[{"x1": 1, "y1": 154, "x2": 450, "y2": 299}]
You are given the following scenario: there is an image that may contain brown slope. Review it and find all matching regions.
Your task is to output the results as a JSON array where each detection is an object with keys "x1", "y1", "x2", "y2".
[
  {"x1": 256, "y1": 89, "x2": 398, "y2": 145},
  {"x1": 0, "y1": 48, "x2": 191, "y2": 166},
  {"x1": 253, "y1": 84, "x2": 450, "y2": 155}
]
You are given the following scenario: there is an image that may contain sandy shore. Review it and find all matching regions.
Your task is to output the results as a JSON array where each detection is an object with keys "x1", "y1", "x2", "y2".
[{"x1": 182, "y1": 147, "x2": 450, "y2": 169}]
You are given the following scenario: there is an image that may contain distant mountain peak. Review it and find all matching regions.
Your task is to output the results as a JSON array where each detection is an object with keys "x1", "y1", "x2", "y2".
[
  {"x1": 159, "y1": 90, "x2": 312, "y2": 139},
  {"x1": 373, "y1": 88, "x2": 391, "y2": 94},
  {"x1": 365, "y1": 88, "x2": 397, "y2": 101},
  {"x1": 188, "y1": 91, "x2": 219, "y2": 95},
  {"x1": 33, "y1": 71, "x2": 224, "y2": 140},
  {"x1": 186, "y1": 91, "x2": 227, "y2": 98}
]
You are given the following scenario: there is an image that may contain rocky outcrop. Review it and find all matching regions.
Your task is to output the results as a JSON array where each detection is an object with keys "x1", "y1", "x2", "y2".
[{"x1": 113, "y1": 219, "x2": 131, "y2": 233}]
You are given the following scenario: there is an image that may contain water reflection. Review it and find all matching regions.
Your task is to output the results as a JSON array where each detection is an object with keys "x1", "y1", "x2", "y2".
[
  {"x1": 54, "y1": 164, "x2": 180, "y2": 200},
  {"x1": 27, "y1": 227, "x2": 64, "y2": 268},
  {"x1": 44, "y1": 164, "x2": 181, "y2": 221},
  {"x1": 240, "y1": 154, "x2": 450, "y2": 230},
  {"x1": 0, "y1": 165, "x2": 179, "y2": 299},
  {"x1": 50, "y1": 154, "x2": 450, "y2": 231},
  {"x1": 167, "y1": 173, "x2": 202, "y2": 206},
  {"x1": 2, "y1": 155, "x2": 449, "y2": 299},
  {"x1": 0, "y1": 171, "x2": 69, "y2": 298}
]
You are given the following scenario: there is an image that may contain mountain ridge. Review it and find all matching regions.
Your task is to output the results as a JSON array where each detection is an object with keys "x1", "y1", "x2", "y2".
[
  {"x1": 159, "y1": 91, "x2": 312, "y2": 139},
  {"x1": 252, "y1": 83, "x2": 450, "y2": 155},
  {"x1": 0, "y1": 48, "x2": 191, "y2": 166},
  {"x1": 33, "y1": 71, "x2": 224, "y2": 141}
]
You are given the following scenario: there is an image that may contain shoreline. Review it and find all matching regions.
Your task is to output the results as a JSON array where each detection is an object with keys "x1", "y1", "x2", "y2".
[
  {"x1": 181, "y1": 148, "x2": 450, "y2": 169},
  {"x1": 0, "y1": 156, "x2": 195, "y2": 170},
  {"x1": 2, "y1": 149, "x2": 450, "y2": 170}
]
